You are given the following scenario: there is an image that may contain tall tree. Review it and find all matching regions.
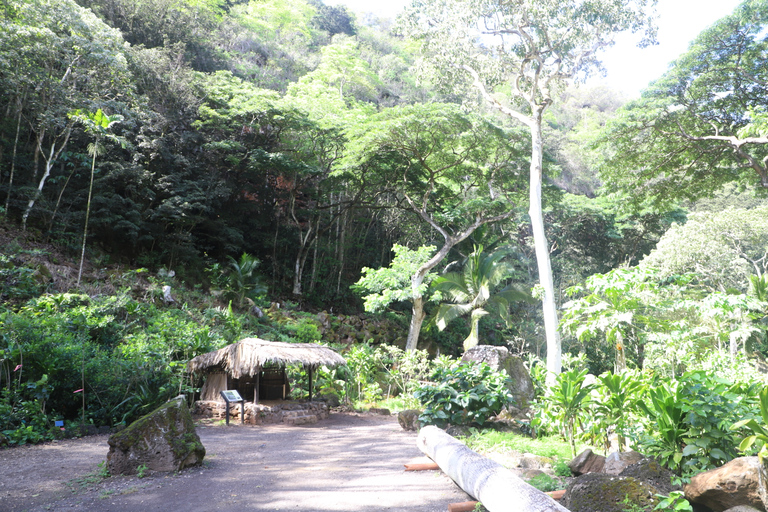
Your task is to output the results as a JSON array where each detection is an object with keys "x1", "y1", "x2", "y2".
[
  {"x1": 399, "y1": 0, "x2": 657, "y2": 379},
  {"x1": 342, "y1": 103, "x2": 528, "y2": 350},
  {"x1": 597, "y1": 0, "x2": 768, "y2": 208},
  {"x1": 69, "y1": 108, "x2": 124, "y2": 286}
]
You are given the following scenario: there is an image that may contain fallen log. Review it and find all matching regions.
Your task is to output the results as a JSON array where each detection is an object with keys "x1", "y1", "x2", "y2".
[{"x1": 417, "y1": 426, "x2": 570, "y2": 512}]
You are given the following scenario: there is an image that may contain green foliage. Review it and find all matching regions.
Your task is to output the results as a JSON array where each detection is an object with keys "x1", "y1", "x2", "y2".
[
  {"x1": 0, "y1": 254, "x2": 46, "y2": 309},
  {"x1": 654, "y1": 491, "x2": 693, "y2": 512},
  {"x1": 414, "y1": 362, "x2": 512, "y2": 428},
  {"x1": 593, "y1": 370, "x2": 646, "y2": 452},
  {"x1": 732, "y1": 386, "x2": 768, "y2": 460},
  {"x1": 527, "y1": 473, "x2": 562, "y2": 493},
  {"x1": 537, "y1": 368, "x2": 594, "y2": 457},
  {"x1": 562, "y1": 265, "x2": 768, "y2": 377},
  {"x1": 641, "y1": 206, "x2": 768, "y2": 293},
  {"x1": 432, "y1": 246, "x2": 532, "y2": 351},
  {"x1": 352, "y1": 245, "x2": 437, "y2": 313},
  {"x1": 635, "y1": 371, "x2": 753, "y2": 477},
  {"x1": 220, "y1": 252, "x2": 267, "y2": 308},
  {"x1": 1, "y1": 292, "x2": 232, "y2": 429},
  {"x1": 461, "y1": 429, "x2": 589, "y2": 472},
  {"x1": 554, "y1": 460, "x2": 572, "y2": 477},
  {"x1": 596, "y1": 1, "x2": 768, "y2": 206}
]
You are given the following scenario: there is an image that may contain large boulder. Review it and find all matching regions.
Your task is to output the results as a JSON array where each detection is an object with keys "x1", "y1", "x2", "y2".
[
  {"x1": 563, "y1": 473, "x2": 660, "y2": 512},
  {"x1": 684, "y1": 457, "x2": 768, "y2": 512},
  {"x1": 569, "y1": 448, "x2": 606, "y2": 476},
  {"x1": 107, "y1": 395, "x2": 205, "y2": 476},
  {"x1": 461, "y1": 345, "x2": 534, "y2": 408}
]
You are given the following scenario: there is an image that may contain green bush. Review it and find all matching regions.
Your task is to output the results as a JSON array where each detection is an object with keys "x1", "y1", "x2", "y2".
[
  {"x1": 414, "y1": 362, "x2": 512, "y2": 428},
  {"x1": 0, "y1": 254, "x2": 46, "y2": 309},
  {"x1": 634, "y1": 370, "x2": 756, "y2": 477},
  {"x1": 1, "y1": 292, "x2": 232, "y2": 431}
]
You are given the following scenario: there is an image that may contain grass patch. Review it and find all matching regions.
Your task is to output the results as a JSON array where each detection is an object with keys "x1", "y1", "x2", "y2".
[
  {"x1": 461, "y1": 429, "x2": 596, "y2": 463},
  {"x1": 66, "y1": 461, "x2": 110, "y2": 494},
  {"x1": 369, "y1": 396, "x2": 419, "y2": 413}
]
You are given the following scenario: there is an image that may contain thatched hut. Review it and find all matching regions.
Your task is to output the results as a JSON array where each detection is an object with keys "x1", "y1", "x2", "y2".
[{"x1": 187, "y1": 338, "x2": 346, "y2": 404}]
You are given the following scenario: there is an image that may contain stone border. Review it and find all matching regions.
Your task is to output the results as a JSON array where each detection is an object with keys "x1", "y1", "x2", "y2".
[{"x1": 193, "y1": 400, "x2": 329, "y2": 425}]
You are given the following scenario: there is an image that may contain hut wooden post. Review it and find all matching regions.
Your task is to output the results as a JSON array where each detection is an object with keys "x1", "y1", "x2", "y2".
[
  {"x1": 308, "y1": 366, "x2": 313, "y2": 401},
  {"x1": 255, "y1": 366, "x2": 260, "y2": 404}
]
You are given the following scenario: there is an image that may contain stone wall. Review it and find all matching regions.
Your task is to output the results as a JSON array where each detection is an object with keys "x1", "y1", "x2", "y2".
[{"x1": 194, "y1": 400, "x2": 329, "y2": 426}]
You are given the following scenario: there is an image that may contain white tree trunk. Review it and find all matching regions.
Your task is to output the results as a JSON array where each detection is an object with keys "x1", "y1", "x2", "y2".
[
  {"x1": 418, "y1": 426, "x2": 570, "y2": 512},
  {"x1": 405, "y1": 294, "x2": 426, "y2": 351},
  {"x1": 529, "y1": 114, "x2": 561, "y2": 385}
]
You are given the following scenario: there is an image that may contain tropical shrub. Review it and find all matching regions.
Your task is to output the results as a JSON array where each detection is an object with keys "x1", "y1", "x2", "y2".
[
  {"x1": 635, "y1": 370, "x2": 756, "y2": 477},
  {"x1": 1, "y1": 292, "x2": 232, "y2": 429},
  {"x1": 535, "y1": 368, "x2": 594, "y2": 457},
  {"x1": 414, "y1": 362, "x2": 512, "y2": 428}
]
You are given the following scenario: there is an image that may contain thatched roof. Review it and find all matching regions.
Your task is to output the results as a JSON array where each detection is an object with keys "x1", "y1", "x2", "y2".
[{"x1": 187, "y1": 338, "x2": 347, "y2": 379}]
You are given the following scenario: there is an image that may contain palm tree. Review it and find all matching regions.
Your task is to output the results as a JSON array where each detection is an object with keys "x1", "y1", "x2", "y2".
[
  {"x1": 70, "y1": 109, "x2": 123, "y2": 286},
  {"x1": 432, "y1": 246, "x2": 532, "y2": 352},
  {"x1": 225, "y1": 252, "x2": 267, "y2": 308}
]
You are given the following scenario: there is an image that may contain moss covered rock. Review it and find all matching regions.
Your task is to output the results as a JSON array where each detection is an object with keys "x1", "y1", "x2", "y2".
[
  {"x1": 563, "y1": 473, "x2": 660, "y2": 512},
  {"x1": 107, "y1": 395, "x2": 205, "y2": 475}
]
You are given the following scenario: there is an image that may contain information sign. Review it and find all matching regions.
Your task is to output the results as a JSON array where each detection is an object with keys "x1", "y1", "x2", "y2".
[
  {"x1": 220, "y1": 390, "x2": 243, "y2": 403},
  {"x1": 220, "y1": 390, "x2": 245, "y2": 425}
]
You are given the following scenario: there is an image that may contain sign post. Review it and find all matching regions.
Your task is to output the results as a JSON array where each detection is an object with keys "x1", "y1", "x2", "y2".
[{"x1": 220, "y1": 390, "x2": 244, "y2": 425}]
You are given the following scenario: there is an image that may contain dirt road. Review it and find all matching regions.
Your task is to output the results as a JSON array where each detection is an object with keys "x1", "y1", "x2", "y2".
[{"x1": 0, "y1": 413, "x2": 470, "y2": 512}]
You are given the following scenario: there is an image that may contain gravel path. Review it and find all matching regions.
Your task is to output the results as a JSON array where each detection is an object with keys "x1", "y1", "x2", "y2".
[{"x1": 0, "y1": 413, "x2": 470, "y2": 512}]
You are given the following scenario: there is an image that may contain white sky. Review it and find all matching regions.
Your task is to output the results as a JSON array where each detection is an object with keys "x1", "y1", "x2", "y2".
[{"x1": 326, "y1": 0, "x2": 744, "y2": 98}]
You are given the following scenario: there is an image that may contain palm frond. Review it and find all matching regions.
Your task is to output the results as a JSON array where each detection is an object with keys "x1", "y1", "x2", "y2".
[{"x1": 435, "y1": 303, "x2": 474, "y2": 330}]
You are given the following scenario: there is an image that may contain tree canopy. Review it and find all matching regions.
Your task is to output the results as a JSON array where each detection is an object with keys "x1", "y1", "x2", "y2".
[{"x1": 597, "y1": 0, "x2": 768, "y2": 207}]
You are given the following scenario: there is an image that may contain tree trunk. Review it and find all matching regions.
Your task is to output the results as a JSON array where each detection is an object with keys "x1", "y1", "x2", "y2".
[
  {"x1": 405, "y1": 294, "x2": 426, "y2": 351},
  {"x1": 77, "y1": 148, "x2": 98, "y2": 286},
  {"x1": 22, "y1": 126, "x2": 72, "y2": 231},
  {"x1": 4, "y1": 100, "x2": 23, "y2": 216},
  {"x1": 417, "y1": 426, "x2": 570, "y2": 512},
  {"x1": 529, "y1": 112, "x2": 561, "y2": 385}
]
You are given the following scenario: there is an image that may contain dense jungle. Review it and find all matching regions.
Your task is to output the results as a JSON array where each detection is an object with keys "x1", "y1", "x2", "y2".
[{"x1": 1, "y1": 0, "x2": 768, "y2": 505}]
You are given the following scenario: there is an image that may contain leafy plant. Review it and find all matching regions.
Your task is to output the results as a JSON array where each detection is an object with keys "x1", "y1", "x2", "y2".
[
  {"x1": 136, "y1": 464, "x2": 148, "y2": 478},
  {"x1": 554, "y1": 460, "x2": 572, "y2": 477},
  {"x1": 220, "y1": 253, "x2": 267, "y2": 308},
  {"x1": 593, "y1": 370, "x2": 646, "y2": 452},
  {"x1": 637, "y1": 371, "x2": 749, "y2": 476},
  {"x1": 414, "y1": 362, "x2": 512, "y2": 428},
  {"x1": 527, "y1": 473, "x2": 562, "y2": 493},
  {"x1": 637, "y1": 381, "x2": 686, "y2": 472},
  {"x1": 539, "y1": 368, "x2": 594, "y2": 457},
  {"x1": 732, "y1": 386, "x2": 768, "y2": 460},
  {"x1": 620, "y1": 494, "x2": 648, "y2": 512},
  {"x1": 654, "y1": 491, "x2": 693, "y2": 511}
]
